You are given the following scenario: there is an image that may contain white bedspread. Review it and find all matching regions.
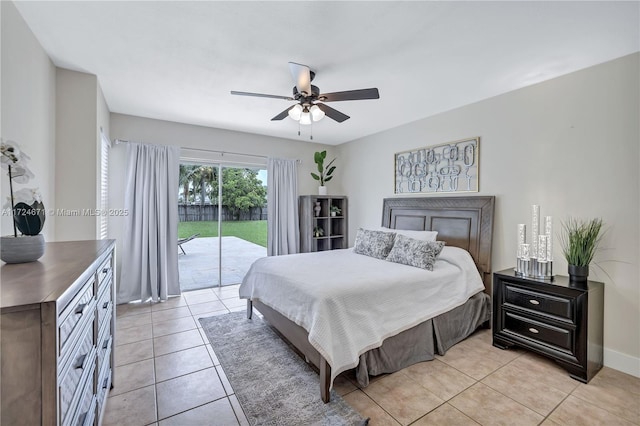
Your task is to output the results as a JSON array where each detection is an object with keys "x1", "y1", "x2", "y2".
[{"x1": 239, "y1": 246, "x2": 484, "y2": 386}]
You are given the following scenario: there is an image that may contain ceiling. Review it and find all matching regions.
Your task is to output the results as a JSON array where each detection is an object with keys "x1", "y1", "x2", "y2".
[{"x1": 14, "y1": 1, "x2": 639, "y2": 145}]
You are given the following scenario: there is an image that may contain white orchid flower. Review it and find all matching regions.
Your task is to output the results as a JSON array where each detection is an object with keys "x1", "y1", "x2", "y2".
[
  {"x1": 1, "y1": 139, "x2": 31, "y2": 169},
  {"x1": 3, "y1": 188, "x2": 42, "y2": 209},
  {"x1": 8, "y1": 163, "x2": 35, "y2": 184}
]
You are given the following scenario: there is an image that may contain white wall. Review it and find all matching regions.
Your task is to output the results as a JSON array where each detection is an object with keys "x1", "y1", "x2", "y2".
[
  {"x1": 54, "y1": 69, "x2": 99, "y2": 241},
  {"x1": 108, "y1": 113, "x2": 339, "y2": 285},
  {"x1": 1, "y1": 1, "x2": 56, "y2": 241},
  {"x1": 338, "y1": 53, "x2": 640, "y2": 377}
]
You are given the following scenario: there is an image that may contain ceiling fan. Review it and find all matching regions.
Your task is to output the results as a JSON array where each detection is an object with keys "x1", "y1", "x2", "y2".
[{"x1": 231, "y1": 62, "x2": 380, "y2": 125}]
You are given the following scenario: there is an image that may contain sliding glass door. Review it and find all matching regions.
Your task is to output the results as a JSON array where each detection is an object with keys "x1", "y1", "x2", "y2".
[{"x1": 178, "y1": 161, "x2": 267, "y2": 290}]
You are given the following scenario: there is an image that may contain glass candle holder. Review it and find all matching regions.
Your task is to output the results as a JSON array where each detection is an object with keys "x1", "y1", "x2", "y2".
[
  {"x1": 531, "y1": 205, "x2": 539, "y2": 258},
  {"x1": 545, "y1": 215, "x2": 553, "y2": 262},
  {"x1": 538, "y1": 235, "x2": 548, "y2": 262}
]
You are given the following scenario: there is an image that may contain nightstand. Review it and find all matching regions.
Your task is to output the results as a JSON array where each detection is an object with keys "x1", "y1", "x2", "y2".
[{"x1": 492, "y1": 268, "x2": 604, "y2": 383}]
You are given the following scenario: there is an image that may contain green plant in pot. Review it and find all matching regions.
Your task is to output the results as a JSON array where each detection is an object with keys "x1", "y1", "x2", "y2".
[
  {"x1": 1, "y1": 139, "x2": 46, "y2": 263},
  {"x1": 310, "y1": 150, "x2": 336, "y2": 196},
  {"x1": 559, "y1": 217, "x2": 604, "y2": 283}
]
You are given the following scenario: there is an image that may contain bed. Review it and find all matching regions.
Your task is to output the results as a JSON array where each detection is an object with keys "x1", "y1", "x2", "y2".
[{"x1": 239, "y1": 196, "x2": 495, "y2": 402}]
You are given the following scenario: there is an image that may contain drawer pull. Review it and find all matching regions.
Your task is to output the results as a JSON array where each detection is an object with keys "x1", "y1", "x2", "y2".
[
  {"x1": 102, "y1": 267, "x2": 110, "y2": 274},
  {"x1": 103, "y1": 301, "x2": 109, "y2": 309},
  {"x1": 103, "y1": 338, "x2": 110, "y2": 350},
  {"x1": 528, "y1": 327, "x2": 540, "y2": 334},
  {"x1": 103, "y1": 376, "x2": 110, "y2": 389},
  {"x1": 75, "y1": 303, "x2": 89, "y2": 316},
  {"x1": 74, "y1": 353, "x2": 88, "y2": 370},
  {"x1": 529, "y1": 299, "x2": 540, "y2": 305}
]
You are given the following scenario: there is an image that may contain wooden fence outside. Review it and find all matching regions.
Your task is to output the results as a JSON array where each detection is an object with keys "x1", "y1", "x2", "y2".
[{"x1": 178, "y1": 204, "x2": 267, "y2": 222}]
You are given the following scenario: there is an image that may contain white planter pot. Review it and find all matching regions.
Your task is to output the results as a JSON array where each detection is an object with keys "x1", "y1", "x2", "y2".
[
  {"x1": 1, "y1": 234, "x2": 45, "y2": 263},
  {"x1": 318, "y1": 186, "x2": 327, "y2": 195}
]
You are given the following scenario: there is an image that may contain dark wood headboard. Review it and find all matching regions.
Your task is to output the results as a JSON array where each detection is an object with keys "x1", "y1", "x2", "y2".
[{"x1": 382, "y1": 196, "x2": 495, "y2": 293}]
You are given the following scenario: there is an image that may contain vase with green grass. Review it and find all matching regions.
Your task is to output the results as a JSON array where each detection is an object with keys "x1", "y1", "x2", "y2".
[{"x1": 559, "y1": 217, "x2": 604, "y2": 283}]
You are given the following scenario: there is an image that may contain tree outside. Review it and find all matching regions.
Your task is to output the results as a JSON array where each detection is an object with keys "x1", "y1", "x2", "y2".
[
  {"x1": 212, "y1": 168, "x2": 266, "y2": 220},
  {"x1": 179, "y1": 164, "x2": 267, "y2": 222}
]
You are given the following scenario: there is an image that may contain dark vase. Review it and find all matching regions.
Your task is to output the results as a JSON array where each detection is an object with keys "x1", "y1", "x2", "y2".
[{"x1": 568, "y1": 264, "x2": 589, "y2": 283}]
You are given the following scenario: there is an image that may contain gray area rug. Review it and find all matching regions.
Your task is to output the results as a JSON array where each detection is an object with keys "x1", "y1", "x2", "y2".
[{"x1": 199, "y1": 312, "x2": 367, "y2": 426}]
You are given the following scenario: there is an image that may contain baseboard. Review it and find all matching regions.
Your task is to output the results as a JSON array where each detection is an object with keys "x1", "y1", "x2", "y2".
[{"x1": 604, "y1": 347, "x2": 640, "y2": 378}]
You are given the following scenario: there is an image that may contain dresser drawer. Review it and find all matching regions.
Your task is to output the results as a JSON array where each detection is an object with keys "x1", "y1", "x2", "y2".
[
  {"x1": 504, "y1": 283, "x2": 574, "y2": 321},
  {"x1": 59, "y1": 322, "x2": 96, "y2": 426},
  {"x1": 59, "y1": 279, "x2": 95, "y2": 358},
  {"x1": 70, "y1": 370, "x2": 97, "y2": 426},
  {"x1": 97, "y1": 322, "x2": 112, "y2": 378},
  {"x1": 97, "y1": 254, "x2": 113, "y2": 290},
  {"x1": 96, "y1": 365, "x2": 112, "y2": 422},
  {"x1": 503, "y1": 311, "x2": 573, "y2": 352},
  {"x1": 97, "y1": 283, "x2": 113, "y2": 332}
]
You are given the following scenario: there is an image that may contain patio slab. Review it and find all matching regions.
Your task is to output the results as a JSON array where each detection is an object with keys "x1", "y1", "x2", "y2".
[{"x1": 179, "y1": 236, "x2": 266, "y2": 291}]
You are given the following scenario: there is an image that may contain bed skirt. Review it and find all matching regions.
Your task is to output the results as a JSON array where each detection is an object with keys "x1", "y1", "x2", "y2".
[{"x1": 355, "y1": 291, "x2": 490, "y2": 387}]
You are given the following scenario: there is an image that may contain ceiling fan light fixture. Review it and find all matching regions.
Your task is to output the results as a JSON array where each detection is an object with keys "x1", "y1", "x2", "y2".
[
  {"x1": 288, "y1": 104, "x2": 303, "y2": 120},
  {"x1": 310, "y1": 105, "x2": 325, "y2": 122},
  {"x1": 299, "y1": 109, "x2": 312, "y2": 125}
]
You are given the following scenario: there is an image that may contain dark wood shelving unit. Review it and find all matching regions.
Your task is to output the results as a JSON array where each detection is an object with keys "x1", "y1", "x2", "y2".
[{"x1": 299, "y1": 195, "x2": 348, "y2": 253}]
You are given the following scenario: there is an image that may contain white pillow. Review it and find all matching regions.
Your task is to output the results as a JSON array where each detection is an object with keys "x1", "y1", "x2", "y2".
[{"x1": 378, "y1": 226, "x2": 438, "y2": 242}]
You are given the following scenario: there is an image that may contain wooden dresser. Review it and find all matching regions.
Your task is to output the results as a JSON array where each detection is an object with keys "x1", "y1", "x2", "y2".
[{"x1": 1, "y1": 240, "x2": 116, "y2": 425}]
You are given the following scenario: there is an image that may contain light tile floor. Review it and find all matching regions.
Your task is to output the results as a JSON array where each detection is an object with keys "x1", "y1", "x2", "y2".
[{"x1": 106, "y1": 287, "x2": 640, "y2": 425}]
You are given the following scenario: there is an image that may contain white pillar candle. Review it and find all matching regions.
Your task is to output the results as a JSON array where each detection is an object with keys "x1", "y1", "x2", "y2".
[
  {"x1": 538, "y1": 235, "x2": 548, "y2": 262},
  {"x1": 545, "y1": 216, "x2": 553, "y2": 262},
  {"x1": 517, "y1": 224, "x2": 526, "y2": 258},
  {"x1": 531, "y1": 205, "x2": 539, "y2": 258}
]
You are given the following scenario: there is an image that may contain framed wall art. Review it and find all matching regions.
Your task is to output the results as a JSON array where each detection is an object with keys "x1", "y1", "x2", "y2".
[{"x1": 394, "y1": 137, "x2": 479, "y2": 194}]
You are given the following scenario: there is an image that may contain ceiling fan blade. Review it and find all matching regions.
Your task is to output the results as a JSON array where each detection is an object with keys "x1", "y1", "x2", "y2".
[
  {"x1": 271, "y1": 106, "x2": 295, "y2": 121},
  {"x1": 319, "y1": 88, "x2": 380, "y2": 102},
  {"x1": 231, "y1": 91, "x2": 293, "y2": 101},
  {"x1": 288, "y1": 62, "x2": 312, "y2": 96},
  {"x1": 316, "y1": 103, "x2": 350, "y2": 123}
]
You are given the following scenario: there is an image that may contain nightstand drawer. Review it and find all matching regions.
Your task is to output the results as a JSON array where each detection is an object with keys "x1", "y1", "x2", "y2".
[
  {"x1": 504, "y1": 283, "x2": 573, "y2": 321},
  {"x1": 504, "y1": 311, "x2": 573, "y2": 352}
]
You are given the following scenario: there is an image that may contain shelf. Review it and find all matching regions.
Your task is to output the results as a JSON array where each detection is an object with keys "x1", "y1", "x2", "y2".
[{"x1": 299, "y1": 195, "x2": 348, "y2": 253}]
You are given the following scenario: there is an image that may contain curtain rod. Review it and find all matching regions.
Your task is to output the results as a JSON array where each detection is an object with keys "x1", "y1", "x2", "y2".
[{"x1": 114, "y1": 139, "x2": 279, "y2": 161}]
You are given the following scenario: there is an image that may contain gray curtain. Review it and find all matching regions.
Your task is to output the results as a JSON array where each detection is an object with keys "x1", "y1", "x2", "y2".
[
  {"x1": 118, "y1": 143, "x2": 181, "y2": 303},
  {"x1": 267, "y1": 158, "x2": 299, "y2": 256}
]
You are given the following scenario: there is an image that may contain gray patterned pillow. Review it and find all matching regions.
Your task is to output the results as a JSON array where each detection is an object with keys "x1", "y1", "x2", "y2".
[
  {"x1": 353, "y1": 228, "x2": 396, "y2": 260},
  {"x1": 386, "y1": 234, "x2": 446, "y2": 270}
]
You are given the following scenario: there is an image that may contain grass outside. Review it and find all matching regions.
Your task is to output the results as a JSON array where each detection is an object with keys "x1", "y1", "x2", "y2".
[{"x1": 178, "y1": 220, "x2": 267, "y2": 247}]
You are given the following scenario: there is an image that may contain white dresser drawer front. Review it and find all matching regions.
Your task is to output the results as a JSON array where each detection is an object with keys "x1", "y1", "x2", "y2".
[
  {"x1": 97, "y1": 254, "x2": 113, "y2": 291},
  {"x1": 59, "y1": 322, "x2": 96, "y2": 426},
  {"x1": 97, "y1": 323, "x2": 112, "y2": 378},
  {"x1": 97, "y1": 283, "x2": 113, "y2": 332},
  {"x1": 96, "y1": 365, "x2": 112, "y2": 422},
  {"x1": 70, "y1": 378, "x2": 97, "y2": 426},
  {"x1": 59, "y1": 279, "x2": 95, "y2": 358}
]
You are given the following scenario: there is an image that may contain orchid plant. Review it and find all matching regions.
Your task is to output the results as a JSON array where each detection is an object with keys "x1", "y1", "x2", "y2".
[{"x1": 1, "y1": 139, "x2": 45, "y2": 237}]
